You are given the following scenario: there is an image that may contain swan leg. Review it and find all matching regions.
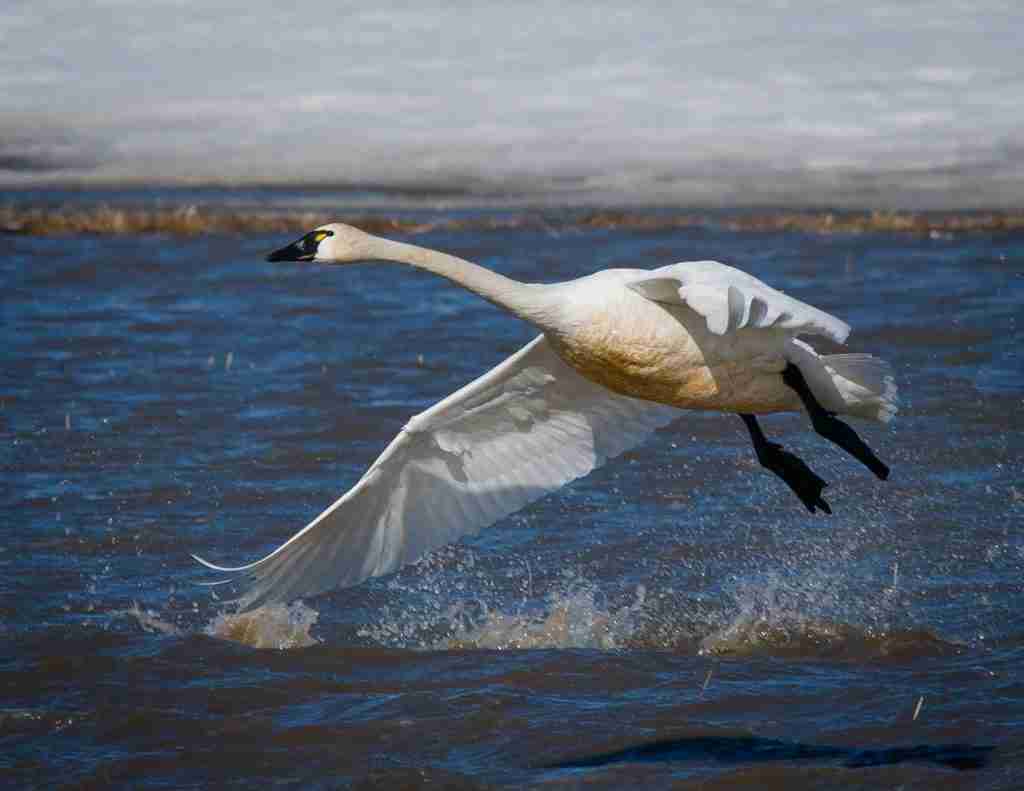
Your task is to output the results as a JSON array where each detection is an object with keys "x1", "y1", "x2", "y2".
[
  {"x1": 740, "y1": 413, "x2": 832, "y2": 515},
  {"x1": 781, "y1": 363, "x2": 890, "y2": 480}
]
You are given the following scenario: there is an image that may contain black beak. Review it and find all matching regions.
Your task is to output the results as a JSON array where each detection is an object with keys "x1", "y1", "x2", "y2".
[{"x1": 266, "y1": 234, "x2": 316, "y2": 263}]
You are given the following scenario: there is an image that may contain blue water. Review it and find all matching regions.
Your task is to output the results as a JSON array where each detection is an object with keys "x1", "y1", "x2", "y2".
[{"x1": 3, "y1": 206, "x2": 1024, "y2": 788}]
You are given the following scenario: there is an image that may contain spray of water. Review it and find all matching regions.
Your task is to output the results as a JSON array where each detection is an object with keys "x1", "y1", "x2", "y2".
[
  {"x1": 203, "y1": 601, "x2": 320, "y2": 650},
  {"x1": 118, "y1": 513, "x2": 954, "y2": 658},
  {"x1": 439, "y1": 584, "x2": 648, "y2": 650},
  {"x1": 119, "y1": 600, "x2": 320, "y2": 650}
]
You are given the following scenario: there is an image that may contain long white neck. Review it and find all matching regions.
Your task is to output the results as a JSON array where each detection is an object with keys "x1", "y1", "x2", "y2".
[{"x1": 365, "y1": 236, "x2": 560, "y2": 329}]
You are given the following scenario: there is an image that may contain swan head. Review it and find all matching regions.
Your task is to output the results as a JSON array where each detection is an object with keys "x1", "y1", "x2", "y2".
[{"x1": 266, "y1": 223, "x2": 378, "y2": 264}]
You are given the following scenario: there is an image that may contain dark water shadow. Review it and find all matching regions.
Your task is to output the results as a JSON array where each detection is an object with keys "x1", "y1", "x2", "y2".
[{"x1": 544, "y1": 735, "x2": 995, "y2": 772}]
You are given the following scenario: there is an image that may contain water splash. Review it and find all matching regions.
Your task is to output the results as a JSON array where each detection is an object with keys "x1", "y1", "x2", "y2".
[
  {"x1": 439, "y1": 585, "x2": 647, "y2": 650},
  {"x1": 119, "y1": 603, "x2": 184, "y2": 637},
  {"x1": 356, "y1": 553, "x2": 649, "y2": 650},
  {"x1": 343, "y1": 523, "x2": 966, "y2": 657},
  {"x1": 204, "y1": 601, "x2": 321, "y2": 650},
  {"x1": 696, "y1": 568, "x2": 958, "y2": 659},
  {"x1": 123, "y1": 525, "x2": 953, "y2": 658},
  {"x1": 120, "y1": 600, "x2": 321, "y2": 649}
]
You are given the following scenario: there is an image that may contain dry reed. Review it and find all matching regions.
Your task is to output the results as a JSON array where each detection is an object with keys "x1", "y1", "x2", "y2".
[{"x1": 2, "y1": 203, "x2": 1023, "y2": 237}]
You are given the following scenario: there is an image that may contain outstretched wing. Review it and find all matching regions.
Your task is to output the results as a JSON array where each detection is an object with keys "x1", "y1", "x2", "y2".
[
  {"x1": 626, "y1": 260, "x2": 851, "y2": 343},
  {"x1": 195, "y1": 335, "x2": 679, "y2": 608}
]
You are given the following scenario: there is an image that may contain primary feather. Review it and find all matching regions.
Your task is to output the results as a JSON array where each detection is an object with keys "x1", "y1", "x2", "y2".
[{"x1": 195, "y1": 336, "x2": 678, "y2": 609}]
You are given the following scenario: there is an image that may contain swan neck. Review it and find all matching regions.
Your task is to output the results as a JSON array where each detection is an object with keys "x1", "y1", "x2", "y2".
[{"x1": 369, "y1": 237, "x2": 554, "y2": 326}]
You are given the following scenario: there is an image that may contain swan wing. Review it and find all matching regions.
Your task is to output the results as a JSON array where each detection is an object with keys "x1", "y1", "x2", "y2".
[
  {"x1": 195, "y1": 334, "x2": 679, "y2": 608},
  {"x1": 626, "y1": 260, "x2": 851, "y2": 343}
]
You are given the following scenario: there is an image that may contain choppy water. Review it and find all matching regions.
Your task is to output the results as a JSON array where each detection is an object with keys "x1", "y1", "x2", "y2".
[{"x1": 3, "y1": 198, "x2": 1023, "y2": 787}]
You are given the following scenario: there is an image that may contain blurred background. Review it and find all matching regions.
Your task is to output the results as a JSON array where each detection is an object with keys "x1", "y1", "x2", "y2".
[{"x1": 2, "y1": 0, "x2": 1022, "y2": 208}]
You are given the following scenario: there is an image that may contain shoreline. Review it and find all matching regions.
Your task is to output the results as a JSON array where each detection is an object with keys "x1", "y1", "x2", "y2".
[{"x1": 3, "y1": 203, "x2": 1023, "y2": 237}]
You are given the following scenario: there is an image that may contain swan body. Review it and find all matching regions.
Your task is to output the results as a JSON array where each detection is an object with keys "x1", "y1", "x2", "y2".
[
  {"x1": 542, "y1": 267, "x2": 829, "y2": 415},
  {"x1": 196, "y1": 223, "x2": 896, "y2": 608}
]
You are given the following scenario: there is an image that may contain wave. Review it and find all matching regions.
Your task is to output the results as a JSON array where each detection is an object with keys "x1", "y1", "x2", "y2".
[{"x1": 698, "y1": 616, "x2": 959, "y2": 660}]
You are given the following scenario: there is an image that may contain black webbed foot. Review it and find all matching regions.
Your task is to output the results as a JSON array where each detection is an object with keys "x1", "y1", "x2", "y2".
[
  {"x1": 781, "y1": 363, "x2": 890, "y2": 481},
  {"x1": 741, "y1": 414, "x2": 832, "y2": 515}
]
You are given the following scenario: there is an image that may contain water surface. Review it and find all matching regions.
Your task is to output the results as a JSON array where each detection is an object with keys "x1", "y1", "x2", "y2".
[{"x1": 3, "y1": 203, "x2": 1023, "y2": 787}]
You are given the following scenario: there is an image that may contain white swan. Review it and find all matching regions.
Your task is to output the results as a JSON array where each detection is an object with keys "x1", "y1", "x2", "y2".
[{"x1": 196, "y1": 223, "x2": 896, "y2": 608}]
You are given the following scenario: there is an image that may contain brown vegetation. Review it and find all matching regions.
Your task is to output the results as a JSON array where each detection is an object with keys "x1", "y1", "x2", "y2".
[
  {"x1": 2, "y1": 203, "x2": 1022, "y2": 237},
  {"x1": 572, "y1": 209, "x2": 1024, "y2": 235},
  {"x1": 0, "y1": 204, "x2": 433, "y2": 237}
]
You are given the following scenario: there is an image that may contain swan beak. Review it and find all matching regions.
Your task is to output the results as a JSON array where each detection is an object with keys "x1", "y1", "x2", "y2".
[{"x1": 266, "y1": 236, "x2": 315, "y2": 263}]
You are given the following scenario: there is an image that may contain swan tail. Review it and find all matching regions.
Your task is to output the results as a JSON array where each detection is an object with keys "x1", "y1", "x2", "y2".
[
  {"x1": 787, "y1": 340, "x2": 898, "y2": 423},
  {"x1": 822, "y1": 353, "x2": 898, "y2": 423}
]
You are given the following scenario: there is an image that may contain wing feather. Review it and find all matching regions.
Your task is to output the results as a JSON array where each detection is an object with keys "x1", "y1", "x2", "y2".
[
  {"x1": 626, "y1": 260, "x2": 851, "y2": 343},
  {"x1": 195, "y1": 334, "x2": 679, "y2": 608}
]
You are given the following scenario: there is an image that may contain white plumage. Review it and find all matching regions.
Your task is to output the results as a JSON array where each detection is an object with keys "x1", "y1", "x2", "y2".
[
  {"x1": 196, "y1": 223, "x2": 896, "y2": 608},
  {"x1": 196, "y1": 335, "x2": 678, "y2": 607},
  {"x1": 626, "y1": 261, "x2": 851, "y2": 342}
]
